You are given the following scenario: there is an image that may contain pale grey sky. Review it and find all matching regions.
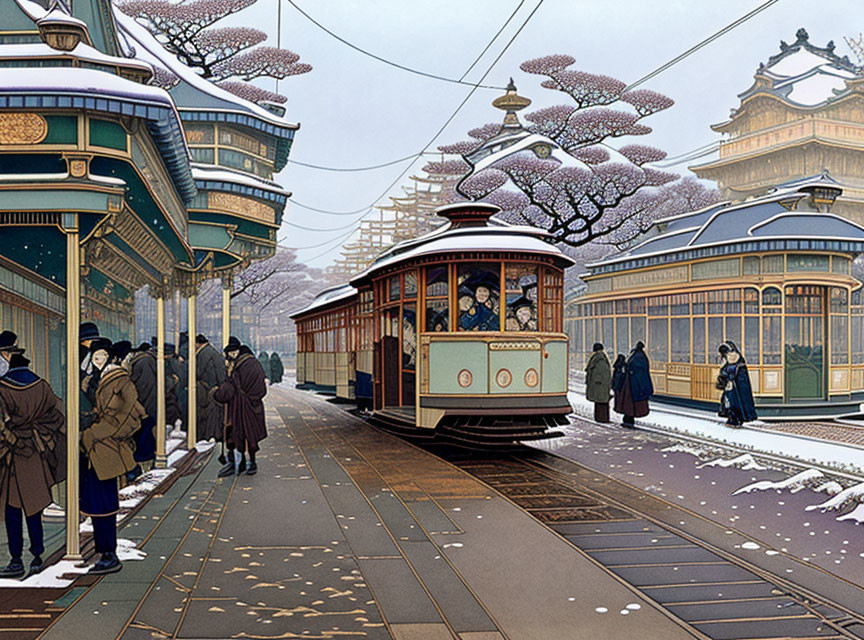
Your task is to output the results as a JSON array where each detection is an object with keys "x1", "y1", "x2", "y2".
[{"x1": 233, "y1": 0, "x2": 862, "y2": 267}]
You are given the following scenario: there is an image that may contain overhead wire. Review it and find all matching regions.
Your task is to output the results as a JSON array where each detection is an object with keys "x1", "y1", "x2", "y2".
[
  {"x1": 624, "y1": 0, "x2": 781, "y2": 91},
  {"x1": 282, "y1": 0, "x2": 527, "y2": 175},
  {"x1": 294, "y1": 0, "x2": 547, "y2": 261},
  {"x1": 285, "y1": 0, "x2": 507, "y2": 90}
]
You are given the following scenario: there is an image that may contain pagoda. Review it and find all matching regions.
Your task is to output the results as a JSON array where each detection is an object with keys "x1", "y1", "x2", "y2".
[{"x1": 691, "y1": 28, "x2": 864, "y2": 223}]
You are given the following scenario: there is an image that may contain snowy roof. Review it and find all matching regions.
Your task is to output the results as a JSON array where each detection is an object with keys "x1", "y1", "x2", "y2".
[
  {"x1": 192, "y1": 164, "x2": 290, "y2": 205},
  {"x1": 290, "y1": 284, "x2": 358, "y2": 319},
  {"x1": 113, "y1": 10, "x2": 299, "y2": 141},
  {"x1": 737, "y1": 28, "x2": 861, "y2": 109},
  {"x1": 349, "y1": 203, "x2": 574, "y2": 286},
  {"x1": 0, "y1": 67, "x2": 196, "y2": 202},
  {"x1": 587, "y1": 178, "x2": 864, "y2": 273},
  {"x1": 0, "y1": 42, "x2": 153, "y2": 76}
]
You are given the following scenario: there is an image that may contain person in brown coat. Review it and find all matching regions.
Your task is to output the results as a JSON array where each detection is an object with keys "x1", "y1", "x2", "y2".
[
  {"x1": 585, "y1": 343, "x2": 612, "y2": 423},
  {"x1": 213, "y1": 337, "x2": 267, "y2": 477},
  {"x1": 0, "y1": 349, "x2": 65, "y2": 578},
  {"x1": 80, "y1": 338, "x2": 145, "y2": 575}
]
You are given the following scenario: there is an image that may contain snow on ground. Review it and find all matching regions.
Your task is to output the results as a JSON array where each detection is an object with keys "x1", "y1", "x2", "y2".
[
  {"x1": 167, "y1": 449, "x2": 187, "y2": 467},
  {"x1": 805, "y1": 482, "x2": 864, "y2": 512},
  {"x1": 195, "y1": 440, "x2": 215, "y2": 453},
  {"x1": 659, "y1": 443, "x2": 714, "y2": 458},
  {"x1": 837, "y1": 504, "x2": 864, "y2": 524},
  {"x1": 699, "y1": 453, "x2": 767, "y2": 471},
  {"x1": 116, "y1": 539, "x2": 146, "y2": 561},
  {"x1": 0, "y1": 560, "x2": 91, "y2": 589},
  {"x1": 733, "y1": 469, "x2": 824, "y2": 495},
  {"x1": 568, "y1": 390, "x2": 864, "y2": 476}
]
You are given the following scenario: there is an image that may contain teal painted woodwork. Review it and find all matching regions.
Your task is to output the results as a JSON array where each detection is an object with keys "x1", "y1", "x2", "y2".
[
  {"x1": 541, "y1": 340, "x2": 568, "y2": 393},
  {"x1": 0, "y1": 227, "x2": 66, "y2": 284},
  {"x1": 428, "y1": 340, "x2": 488, "y2": 394},
  {"x1": 188, "y1": 222, "x2": 233, "y2": 250},
  {"x1": 489, "y1": 347, "x2": 541, "y2": 394},
  {"x1": 189, "y1": 211, "x2": 273, "y2": 239},
  {"x1": 43, "y1": 116, "x2": 77, "y2": 145},
  {"x1": 0, "y1": 188, "x2": 112, "y2": 212},
  {"x1": 89, "y1": 118, "x2": 127, "y2": 151}
]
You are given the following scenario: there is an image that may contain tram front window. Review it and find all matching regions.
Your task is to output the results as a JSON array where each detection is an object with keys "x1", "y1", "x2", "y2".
[
  {"x1": 505, "y1": 264, "x2": 538, "y2": 331},
  {"x1": 425, "y1": 266, "x2": 449, "y2": 332},
  {"x1": 457, "y1": 263, "x2": 500, "y2": 331}
]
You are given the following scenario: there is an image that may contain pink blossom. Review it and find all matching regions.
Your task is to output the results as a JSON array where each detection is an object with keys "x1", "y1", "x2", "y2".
[
  {"x1": 572, "y1": 146, "x2": 609, "y2": 165},
  {"x1": 460, "y1": 169, "x2": 508, "y2": 199},
  {"x1": 520, "y1": 54, "x2": 575, "y2": 75},
  {"x1": 617, "y1": 144, "x2": 666, "y2": 166},
  {"x1": 467, "y1": 123, "x2": 501, "y2": 142},
  {"x1": 422, "y1": 159, "x2": 470, "y2": 176},
  {"x1": 542, "y1": 70, "x2": 625, "y2": 107},
  {"x1": 438, "y1": 141, "x2": 479, "y2": 155},
  {"x1": 217, "y1": 81, "x2": 287, "y2": 104},
  {"x1": 620, "y1": 89, "x2": 674, "y2": 116},
  {"x1": 524, "y1": 104, "x2": 575, "y2": 137}
]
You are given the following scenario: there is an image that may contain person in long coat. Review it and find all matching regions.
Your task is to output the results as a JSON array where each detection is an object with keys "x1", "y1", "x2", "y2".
[
  {"x1": 195, "y1": 334, "x2": 227, "y2": 442},
  {"x1": 214, "y1": 337, "x2": 267, "y2": 477},
  {"x1": 0, "y1": 349, "x2": 65, "y2": 578},
  {"x1": 81, "y1": 339, "x2": 145, "y2": 575},
  {"x1": 163, "y1": 343, "x2": 182, "y2": 429},
  {"x1": 585, "y1": 343, "x2": 612, "y2": 423},
  {"x1": 269, "y1": 352, "x2": 284, "y2": 385},
  {"x1": 128, "y1": 342, "x2": 157, "y2": 477},
  {"x1": 257, "y1": 351, "x2": 270, "y2": 383},
  {"x1": 615, "y1": 342, "x2": 653, "y2": 428},
  {"x1": 717, "y1": 341, "x2": 758, "y2": 427}
]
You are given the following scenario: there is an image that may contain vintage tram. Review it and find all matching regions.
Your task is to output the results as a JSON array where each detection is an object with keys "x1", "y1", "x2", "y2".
[{"x1": 292, "y1": 202, "x2": 575, "y2": 445}]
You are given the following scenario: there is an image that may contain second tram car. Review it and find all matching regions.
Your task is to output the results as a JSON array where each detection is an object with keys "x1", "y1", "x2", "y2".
[{"x1": 292, "y1": 202, "x2": 575, "y2": 445}]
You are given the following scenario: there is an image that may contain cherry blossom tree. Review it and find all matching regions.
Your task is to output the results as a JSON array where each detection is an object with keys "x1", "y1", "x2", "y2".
[
  {"x1": 446, "y1": 55, "x2": 686, "y2": 249},
  {"x1": 119, "y1": 0, "x2": 311, "y2": 103}
]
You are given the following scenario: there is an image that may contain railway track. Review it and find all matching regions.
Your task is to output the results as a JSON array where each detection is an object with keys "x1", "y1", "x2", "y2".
[{"x1": 431, "y1": 444, "x2": 864, "y2": 640}]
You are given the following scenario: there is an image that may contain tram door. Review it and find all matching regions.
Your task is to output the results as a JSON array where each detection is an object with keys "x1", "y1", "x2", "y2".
[
  {"x1": 784, "y1": 285, "x2": 826, "y2": 400},
  {"x1": 382, "y1": 308, "x2": 401, "y2": 407}
]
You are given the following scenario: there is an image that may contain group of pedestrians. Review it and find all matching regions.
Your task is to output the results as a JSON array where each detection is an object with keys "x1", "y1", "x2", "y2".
[
  {"x1": 585, "y1": 340, "x2": 757, "y2": 429},
  {"x1": 0, "y1": 324, "x2": 270, "y2": 580}
]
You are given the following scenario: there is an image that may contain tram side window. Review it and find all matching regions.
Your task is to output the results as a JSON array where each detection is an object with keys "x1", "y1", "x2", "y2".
[
  {"x1": 425, "y1": 266, "x2": 449, "y2": 332},
  {"x1": 504, "y1": 264, "x2": 538, "y2": 331},
  {"x1": 457, "y1": 263, "x2": 500, "y2": 332}
]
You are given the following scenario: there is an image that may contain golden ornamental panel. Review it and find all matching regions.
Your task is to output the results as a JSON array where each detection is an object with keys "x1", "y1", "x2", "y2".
[
  {"x1": 208, "y1": 191, "x2": 276, "y2": 225},
  {"x1": 489, "y1": 341, "x2": 540, "y2": 351},
  {"x1": 0, "y1": 113, "x2": 48, "y2": 145}
]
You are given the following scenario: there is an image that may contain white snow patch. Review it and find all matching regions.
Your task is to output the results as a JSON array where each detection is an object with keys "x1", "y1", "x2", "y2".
[
  {"x1": 698, "y1": 454, "x2": 767, "y2": 471},
  {"x1": 814, "y1": 481, "x2": 844, "y2": 496},
  {"x1": 195, "y1": 440, "x2": 215, "y2": 453},
  {"x1": 442, "y1": 543, "x2": 463, "y2": 549},
  {"x1": 167, "y1": 449, "x2": 188, "y2": 467},
  {"x1": 733, "y1": 469, "x2": 824, "y2": 495},
  {"x1": 740, "y1": 541, "x2": 761, "y2": 550},
  {"x1": 117, "y1": 539, "x2": 146, "y2": 562},
  {"x1": 660, "y1": 443, "x2": 712, "y2": 457},
  {"x1": 43, "y1": 502, "x2": 64, "y2": 518},
  {"x1": 837, "y1": 504, "x2": 864, "y2": 524},
  {"x1": 805, "y1": 482, "x2": 864, "y2": 512},
  {"x1": 0, "y1": 560, "x2": 91, "y2": 589}
]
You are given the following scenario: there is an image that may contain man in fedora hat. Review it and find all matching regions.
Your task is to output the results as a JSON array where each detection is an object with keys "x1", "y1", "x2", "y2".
[
  {"x1": 213, "y1": 337, "x2": 267, "y2": 477},
  {"x1": 0, "y1": 348, "x2": 66, "y2": 578},
  {"x1": 0, "y1": 330, "x2": 21, "y2": 379}
]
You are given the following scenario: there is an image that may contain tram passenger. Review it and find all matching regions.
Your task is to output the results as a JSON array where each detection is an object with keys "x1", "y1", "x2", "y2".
[
  {"x1": 585, "y1": 343, "x2": 612, "y2": 423},
  {"x1": 717, "y1": 342, "x2": 757, "y2": 428},
  {"x1": 506, "y1": 296, "x2": 537, "y2": 332},
  {"x1": 214, "y1": 337, "x2": 268, "y2": 477},
  {"x1": 81, "y1": 339, "x2": 145, "y2": 575},
  {"x1": 195, "y1": 334, "x2": 227, "y2": 442},
  {"x1": 0, "y1": 345, "x2": 65, "y2": 579},
  {"x1": 614, "y1": 342, "x2": 653, "y2": 428}
]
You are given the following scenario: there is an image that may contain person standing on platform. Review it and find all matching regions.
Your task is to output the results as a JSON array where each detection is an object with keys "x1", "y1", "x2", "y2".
[
  {"x1": 269, "y1": 352, "x2": 284, "y2": 386},
  {"x1": 128, "y1": 342, "x2": 157, "y2": 480},
  {"x1": 195, "y1": 334, "x2": 227, "y2": 442},
  {"x1": 585, "y1": 343, "x2": 612, "y2": 423},
  {"x1": 717, "y1": 342, "x2": 757, "y2": 428},
  {"x1": 163, "y1": 343, "x2": 182, "y2": 430},
  {"x1": 214, "y1": 337, "x2": 267, "y2": 477},
  {"x1": 0, "y1": 348, "x2": 66, "y2": 579},
  {"x1": 81, "y1": 339, "x2": 144, "y2": 575},
  {"x1": 615, "y1": 342, "x2": 653, "y2": 428},
  {"x1": 0, "y1": 330, "x2": 20, "y2": 378},
  {"x1": 257, "y1": 350, "x2": 270, "y2": 384}
]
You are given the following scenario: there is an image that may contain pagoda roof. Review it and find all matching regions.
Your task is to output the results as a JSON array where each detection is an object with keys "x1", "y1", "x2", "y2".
[
  {"x1": 715, "y1": 29, "x2": 862, "y2": 130},
  {"x1": 114, "y1": 9, "x2": 299, "y2": 145}
]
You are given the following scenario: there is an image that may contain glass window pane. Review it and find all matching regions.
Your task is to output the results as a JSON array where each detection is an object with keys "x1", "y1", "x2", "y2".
[
  {"x1": 389, "y1": 276, "x2": 400, "y2": 302},
  {"x1": 763, "y1": 316, "x2": 781, "y2": 364},
  {"x1": 602, "y1": 317, "x2": 614, "y2": 350},
  {"x1": 648, "y1": 296, "x2": 668, "y2": 316},
  {"x1": 404, "y1": 271, "x2": 418, "y2": 298},
  {"x1": 762, "y1": 286, "x2": 782, "y2": 307},
  {"x1": 670, "y1": 317, "x2": 690, "y2": 363},
  {"x1": 426, "y1": 299, "x2": 449, "y2": 332},
  {"x1": 787, "y1": 254, "x2": 830, "y2": 271},
  {"x1": 631, "y1": 316, "x2": 646, "y2": 348},
  {"x1": 426, "y1": 266, "x2": 448, "y2": 297},
  {"x1": 831, "y1": 287, "x2": 848, "y2": 313},
  {"x1": 692, "y1": 317, "x2": 706, "y2": 364},
  {"x1": 832, "y1": 315, "x2": 849, "y2": 365},
  {"x1": 725, "y1": 316, "x2": 741, "y2": 347},
  {"x1": 853, "y1": 311, "x2": 864, "y2": 365},
  {"x1": 457, "y1": 263, "x2": 500, "y2": 331},
  {"x1": 616, "y1": 317, "x2": 629, "y2": 356},
  {"x1": 504, "y1": 264, "x2": 538, "y2": 331},
  {"x1": 708, "y1": 317, "x2": 724, "y2": 357},
  {"x1": 745, "y1": 316, "x2": 760, "y2": 365},
  {"x1": 403, "y1": 304, "x2": 416, "y2": 371},
  {"x1": 648, "y1": 318, "x2": 668, "y2": 364},
  {"x1": 691, "y1": 292, "x2": 706, "y2": 315}
]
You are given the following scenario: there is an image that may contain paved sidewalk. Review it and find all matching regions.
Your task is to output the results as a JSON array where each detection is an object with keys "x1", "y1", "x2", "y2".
[{"x1": 38, "y1": 385, "x2": 699, "y2": 640}]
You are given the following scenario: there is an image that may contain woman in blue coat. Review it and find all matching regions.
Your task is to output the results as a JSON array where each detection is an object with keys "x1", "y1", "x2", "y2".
[
  {"x1": 614, "y1": 342, "x2": 653, "y2": 428},
  {"x1": 717, "y1": 342, "x2": 757, "y2": 427}
]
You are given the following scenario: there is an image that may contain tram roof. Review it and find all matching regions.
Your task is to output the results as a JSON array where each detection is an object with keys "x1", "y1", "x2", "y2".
[
  {"x1": 349, "y1": 204, "x2": 575, "y2": 286},
  {"x1": 587, "y1": 180, "x2": 864, "y2": 274},
  {"x1": 290, "y1": 284, "x2": 358, "y2": 319}
]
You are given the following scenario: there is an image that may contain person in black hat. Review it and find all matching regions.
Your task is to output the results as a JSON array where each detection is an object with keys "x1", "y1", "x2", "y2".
[
  {"x1": 585, "y1": 343, "x2": 612, "y2": 423},
  {"x1": 79, "y1": 323, "x2": 101, "y2": 380},
  {"x1": 0, "y1": 330, "x2": 21, "y2": 379},
  {"x1": 505, "y1": 296, "x2": 537, "y2": 332},
  {"x1": 213, "y1": 337, "x2": 267, "y2": 477},
  {"x1": 194, "y1": 334, "x2": 227, "y2": 442},
  {"x1": 80, "y1": 338, "x2": 143, "y2": 575},
  {"x1": 0, "y1": 349, "x2": 65, "y2": 579},
  {"x1": 163, "y1": 343, "x2": 182, "y2": 429},
  {"x1": 717, "y1": 342, "x2": 757, "y2": 428}
]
